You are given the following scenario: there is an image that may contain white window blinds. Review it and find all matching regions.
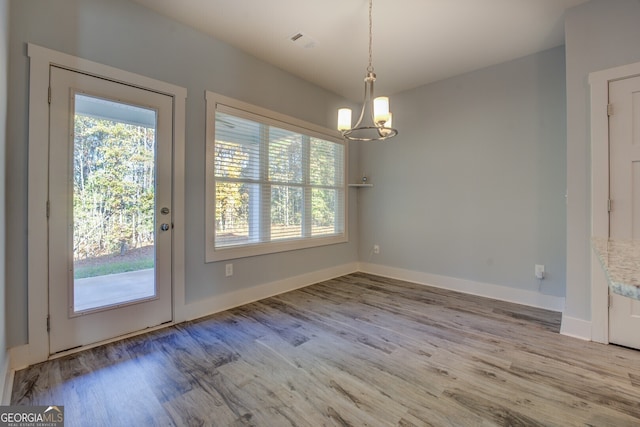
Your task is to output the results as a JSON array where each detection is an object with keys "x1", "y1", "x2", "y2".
[{"x1": 206, "y1": 93, "x2": 347, "y2": 261}]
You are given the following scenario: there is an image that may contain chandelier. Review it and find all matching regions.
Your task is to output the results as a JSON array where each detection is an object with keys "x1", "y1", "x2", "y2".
[{"x1": 337, "y1": 0, "x2": 398, "y2": 141}]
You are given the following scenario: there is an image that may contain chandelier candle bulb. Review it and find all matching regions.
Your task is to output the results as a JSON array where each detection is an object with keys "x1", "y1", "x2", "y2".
[
  {"x1": 337, "y1": 108, "x2": 352, "y2": 131},
  {"x1": 379, "y1": 113, "x2": 393, "y2": 137},
  {"x1": 374, "y1": 97, "x2": 390, "y2": 123}
]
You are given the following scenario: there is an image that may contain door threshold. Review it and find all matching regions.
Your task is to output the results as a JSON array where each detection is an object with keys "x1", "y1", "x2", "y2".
[{"x1": 47, "y1": 321, "x2": 177, "y2": 361}]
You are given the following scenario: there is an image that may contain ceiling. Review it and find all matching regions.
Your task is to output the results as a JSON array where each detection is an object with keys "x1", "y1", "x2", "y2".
[{"x1": 131, "y1": 0, "x2": 588, "y2": 101}]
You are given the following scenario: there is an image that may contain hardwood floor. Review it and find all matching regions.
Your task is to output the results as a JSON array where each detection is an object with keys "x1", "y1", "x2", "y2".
[{"x1": 11, "y1": 273, "x2": 640, "y2": 426}]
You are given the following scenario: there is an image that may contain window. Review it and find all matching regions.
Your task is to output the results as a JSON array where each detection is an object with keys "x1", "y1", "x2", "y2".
[{"x1": 206, "y1": 92, "x2": 347, "y2": 261}]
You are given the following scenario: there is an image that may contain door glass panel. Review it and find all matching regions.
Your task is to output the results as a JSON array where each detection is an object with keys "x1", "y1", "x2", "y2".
[{"x1": 73, "y1": 94, "x2": 157, "y2": 313}]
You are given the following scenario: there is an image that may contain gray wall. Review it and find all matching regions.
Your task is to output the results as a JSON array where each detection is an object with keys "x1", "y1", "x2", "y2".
[
  {"x1": 359, "y1": 46, "x2": 567, "y2": 298},
  {"x1": 10, "y1": 0, "x2": 628, "y2": 348},
  {"x1": 6, "y1": 0, "x2": 359, "y2": 346},
  {"x1": 0, "y1": 0, "x2": 8, "y2": 382},
  {"x1": 565, "y1": 0, "x2": 640, "y2": 321}
]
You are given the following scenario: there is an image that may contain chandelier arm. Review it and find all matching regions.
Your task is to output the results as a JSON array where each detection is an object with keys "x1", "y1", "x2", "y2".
[
  {"x1": 352, "y1": 96, "x2": 367, "y2": 130},
  {"x1": 353, "y1": 73, "x2": 375, "y2": 129},
  {"x1": 342, "y1": 126, "x2": 398, "y2": 142}
]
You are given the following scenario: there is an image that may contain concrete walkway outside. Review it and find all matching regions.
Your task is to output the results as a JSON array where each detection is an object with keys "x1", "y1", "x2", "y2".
[{"x1": 74, "y1": 268, "x2": 155, "y2": 312}]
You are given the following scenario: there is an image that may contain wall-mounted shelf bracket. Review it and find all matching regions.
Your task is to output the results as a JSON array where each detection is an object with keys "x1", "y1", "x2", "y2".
[{"x1": 348, "y1": 176, "x2": 373, "y2": 188}]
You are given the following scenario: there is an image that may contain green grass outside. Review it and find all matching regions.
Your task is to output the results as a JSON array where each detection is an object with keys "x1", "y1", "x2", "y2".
[{"x1": 74, "y1": 258, "x2": 154, "y2": 279}]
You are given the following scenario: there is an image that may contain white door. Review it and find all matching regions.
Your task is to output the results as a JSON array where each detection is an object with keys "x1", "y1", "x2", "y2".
[
  {"x1": 608, "y1": 75, "x2": 640, "y2": 349},
  {"x1": 48, "y1": 66, "x2": 173, "y2": 354}
]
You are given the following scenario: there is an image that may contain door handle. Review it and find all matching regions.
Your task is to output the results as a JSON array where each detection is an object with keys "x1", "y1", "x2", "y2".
[{"x1": 160, "y1": 223, "x2": 170, "y2": 231}]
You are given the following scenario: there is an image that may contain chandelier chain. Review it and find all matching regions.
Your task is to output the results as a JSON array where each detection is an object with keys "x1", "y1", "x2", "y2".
[{"x1": 367, "y1": 0, "x2": 373, "y2": 73}]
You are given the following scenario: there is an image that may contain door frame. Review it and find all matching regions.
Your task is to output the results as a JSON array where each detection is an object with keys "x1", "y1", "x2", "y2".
[
  {"x1": 589, "y1": 60, "x2": 640, "y2": 344},
  {"x1": 24, "y1": 44, "x2": 187, "y2": 365}
]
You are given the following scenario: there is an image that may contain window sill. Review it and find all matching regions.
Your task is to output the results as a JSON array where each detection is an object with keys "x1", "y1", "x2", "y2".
[{"x1": 207, "y1": 234, "x2": 348, "y2": 262}]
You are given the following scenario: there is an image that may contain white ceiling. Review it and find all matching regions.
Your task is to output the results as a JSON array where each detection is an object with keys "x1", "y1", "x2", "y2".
[{"x1": 131, "y1": 0, "x2": 588, "y2": 101}]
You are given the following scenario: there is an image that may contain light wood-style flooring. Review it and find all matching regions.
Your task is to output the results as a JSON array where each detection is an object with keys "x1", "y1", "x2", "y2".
[{"x1": 12, "y1": 273, "x2": 640, "y2": 426}]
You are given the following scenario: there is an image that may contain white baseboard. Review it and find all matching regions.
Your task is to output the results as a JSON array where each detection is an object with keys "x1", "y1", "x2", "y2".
[
  {"x1": 182, "y1": 262, "x2": 359, "y2": 322},
  {"x1": 10, "y1": 261, "x2": 577, "y2": 377},
  {"x1": 359, "y1": 262, "x2": 566, "y2": 312},
  {"x1": 1, "y1": 351, "x2": 12, "y2": 405},
  {"x1": 559, "y1": 315, "x2": 592, "y2": 341},
  {"x1": 9, "y1": 263, "x2": 359, "y2": 369},
  {"x1": 8, "y1": 345, "x2": 28, "y2": 371}
]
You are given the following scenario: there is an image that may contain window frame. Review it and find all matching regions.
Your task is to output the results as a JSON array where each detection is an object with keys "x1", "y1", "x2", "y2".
[{"x1": 205, "y1": 91, "x2": 348, "y2": 262}]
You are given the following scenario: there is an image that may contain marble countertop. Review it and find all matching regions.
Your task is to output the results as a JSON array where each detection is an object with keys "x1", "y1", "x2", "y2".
[{"x1": 592, "y1": 237, "x2": 640, "y2": 300}]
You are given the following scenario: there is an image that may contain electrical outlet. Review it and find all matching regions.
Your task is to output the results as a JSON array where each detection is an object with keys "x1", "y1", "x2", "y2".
[
  {"x1": 225, "y1": 263, "x2": 233, "y2": 277},
  {"x1": 535, "y1": 264, "x2": 545, "y2": 280},
  {"x1": 373, "y1": 244, "x2": 380, "y2": 254}
]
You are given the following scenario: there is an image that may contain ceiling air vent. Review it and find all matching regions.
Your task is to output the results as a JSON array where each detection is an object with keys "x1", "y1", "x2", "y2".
[{"x1": 288, "y1": 32, "x2": 317, "y2": 49}]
